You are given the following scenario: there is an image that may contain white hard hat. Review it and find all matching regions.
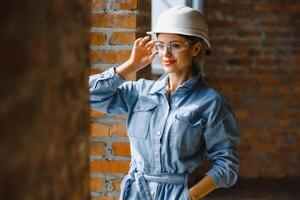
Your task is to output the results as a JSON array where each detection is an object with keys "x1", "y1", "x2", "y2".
[{"x1": 147, "y1": 5, "x2": 211, "y2": 48}]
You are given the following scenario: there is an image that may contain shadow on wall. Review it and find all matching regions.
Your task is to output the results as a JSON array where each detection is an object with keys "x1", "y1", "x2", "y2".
[{"x1": 0, "y1": 1, "x2": 91, "y2": 200}]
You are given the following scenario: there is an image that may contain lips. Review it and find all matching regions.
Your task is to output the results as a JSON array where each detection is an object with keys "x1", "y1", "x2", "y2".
[{"x1": 162, "y1": 60, "x2": 176, "y2": 66}]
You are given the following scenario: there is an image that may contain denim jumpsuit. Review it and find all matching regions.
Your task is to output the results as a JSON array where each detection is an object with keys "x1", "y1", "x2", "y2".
[{"x1": 89, "y1": 67, "x2": 240, "y2": 200}]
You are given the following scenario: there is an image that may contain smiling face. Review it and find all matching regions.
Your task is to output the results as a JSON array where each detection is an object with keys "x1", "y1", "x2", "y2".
[{"x1": 156, "y1": 33, "x2": 197, "y2": 75}]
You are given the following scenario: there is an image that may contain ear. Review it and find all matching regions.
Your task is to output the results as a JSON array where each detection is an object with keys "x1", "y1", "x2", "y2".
[{"x1": 192, "y1": 42, "x2": 203, "y2": 56}]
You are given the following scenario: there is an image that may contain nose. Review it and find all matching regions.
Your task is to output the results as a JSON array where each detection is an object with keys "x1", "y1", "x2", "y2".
[{"x1": 161, "y1": 45, "x2": 172, "y2": 56}]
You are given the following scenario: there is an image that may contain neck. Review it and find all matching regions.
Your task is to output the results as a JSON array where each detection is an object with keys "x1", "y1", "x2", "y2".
[{"x1": 168, "y1": 69, "x2": 193, "y2": 93}]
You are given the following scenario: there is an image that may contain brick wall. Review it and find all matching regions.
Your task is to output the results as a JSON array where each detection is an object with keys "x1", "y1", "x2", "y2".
[
  {"x1": 0, "y1": 1, "x2": 90, "y2": 200},
  {"x1": 205, "y1": 0, "x2": 300, "y2": 178},
  {"x1": 89, "y1": 0, "x2": 151, "y2": 199}
]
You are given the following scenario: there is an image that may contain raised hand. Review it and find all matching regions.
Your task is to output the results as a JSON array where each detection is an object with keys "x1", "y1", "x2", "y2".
[
  {"x1": 116, "y1": 35, "x2": 157, "y2": 79},
  {"x1": 129, "y1": 35, "x2": 157, "y2": 71}
]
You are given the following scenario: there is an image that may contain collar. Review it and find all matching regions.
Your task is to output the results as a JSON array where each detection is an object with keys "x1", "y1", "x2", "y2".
[{"x1": 149, "y1": 72, "x2": 202, "y2": 95}]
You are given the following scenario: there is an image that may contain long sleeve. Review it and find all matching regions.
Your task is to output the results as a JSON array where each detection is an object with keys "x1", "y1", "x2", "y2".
[
  {"x1": 204, "y1": 106, "x2": 240, "y2": 188},
  {"x1": 89, "y1": 67, "x2": 137, "y2": 115}
]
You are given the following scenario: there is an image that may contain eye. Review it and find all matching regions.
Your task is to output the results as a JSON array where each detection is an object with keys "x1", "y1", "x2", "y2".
[
  {"x1": 169, "y1": 42, "x2": 182, "y2": 49},
  {"x1": 156, "y1": 43, "x2": 165, "y2": 50}
]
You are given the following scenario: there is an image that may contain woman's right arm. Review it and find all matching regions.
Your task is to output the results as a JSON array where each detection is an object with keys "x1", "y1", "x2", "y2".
[
  {"x1": 89, "y1": 36, "x2": 157, "y2": 115},
  {"x1": 89, "y1": 66, "x2": 133, "y2": 115}
]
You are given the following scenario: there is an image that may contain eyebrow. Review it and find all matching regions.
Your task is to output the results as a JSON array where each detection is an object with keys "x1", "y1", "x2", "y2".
[{"x1": 157, "y1": 40, "x2": 184, "y2": 43}]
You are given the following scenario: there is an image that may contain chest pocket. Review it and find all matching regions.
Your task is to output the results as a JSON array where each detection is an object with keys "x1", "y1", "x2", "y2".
[
  {"x1": 128, "y1": 102, "x2": 158, "y2": 139},
  {"x1": 170, "y1": 114, "x2": 203, "y2": 152}
]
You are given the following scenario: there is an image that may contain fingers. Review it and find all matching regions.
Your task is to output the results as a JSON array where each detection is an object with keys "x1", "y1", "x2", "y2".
[
  {"x1": 133, "y1": 38, "x2": 143, "y2": 48},
  {"x1": 134, "y1": 35, "x2": 154, "y2": 47},
  {"x1": 138, "y1": 35, "x2": 151, "y2": 46},
  {"x1": 133, "y1": 36, "x2": 157, "y2": 55},
  {"x1": 145, "y1": 40, "x2": 158, "y2": 48}
]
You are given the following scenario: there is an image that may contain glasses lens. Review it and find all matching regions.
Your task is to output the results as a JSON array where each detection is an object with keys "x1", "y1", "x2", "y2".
[
  {"x1": 155, "y1": 43, "x2": 165, "y2": 51},
  {"x1": 169, "y1": 42, "x2": 184, "y2": 52},
  {"x1": 156, "y1": 41, "x2": 189, "y2": 54}
]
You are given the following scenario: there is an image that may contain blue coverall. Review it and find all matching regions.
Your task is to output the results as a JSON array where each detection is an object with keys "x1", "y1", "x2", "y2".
[{"x1": 89, "y1": 67, "x2": 240, "y2": 200}]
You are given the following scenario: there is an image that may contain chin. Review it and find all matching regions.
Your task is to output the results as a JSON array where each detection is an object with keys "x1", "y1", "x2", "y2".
[
  {"x1": 162, "y1": 65, "x2": 175, "y2": 73},
  {"x1": 163, "y1": 67, "x2": 174, "y2": 74}
]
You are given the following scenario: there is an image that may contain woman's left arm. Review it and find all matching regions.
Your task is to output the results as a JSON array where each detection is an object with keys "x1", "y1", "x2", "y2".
[{"x1": 189, "y1": 112, "x2": 240, "y2": 199}]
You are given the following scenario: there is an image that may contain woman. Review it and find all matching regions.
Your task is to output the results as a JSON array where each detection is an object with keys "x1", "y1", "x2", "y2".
[{"x1": 89, "y1": 5, "x2": 239, "y2": 200}]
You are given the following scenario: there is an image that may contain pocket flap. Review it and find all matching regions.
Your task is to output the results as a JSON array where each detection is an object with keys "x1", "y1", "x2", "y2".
[
  {"x1": 174, "y1": 114, "x2": 205, "y2": 128},
  {"x1": 133, "y1": 102, "x2": 158, "y2": 112}
]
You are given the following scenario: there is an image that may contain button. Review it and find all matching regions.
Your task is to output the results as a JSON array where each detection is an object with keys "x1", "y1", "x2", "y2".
[
  {"x1": 108, "y1": 72, "x2": 113, "y2": 77},
  {"x1": 99, "y1": 74, "x2": 105, "y2": 79},
  {"x1": 151, "y1": 190, "x2": 155, "y2": 196},
  {"x1": 155, "y1": 151, "x2": 159, "y2": 156},
  {"x1": 156, "y1": 131, "x2": 161, "y2": 135}
]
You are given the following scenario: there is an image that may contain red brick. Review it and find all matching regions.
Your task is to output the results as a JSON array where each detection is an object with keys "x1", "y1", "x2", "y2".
[
  {"x1": 237, "y1": 30, "x2": 262, "y2": 38},
  {"x1": 242, "y1": 128, "x2": 261, "y2": 135},
  {"x1": 237, "y1": 144, "x2": 252, "y2": 152},
  {"x1": 95, "y1": 114, "x2": 127, "y2": 120},
  {"x1": 113, "y1": 114, "x2": 128, "y2": 120},
  {"x1": 90, "y1": 122, "x2": 127, "y2": 137},
  {"x1": 287, "y1": 59, "x2": 300, "y2": 67},
  {"x1": 222, "y1": 48, "x2": 247, "y2": 57},
  {"x1": 220, "y1": 84, "x2": 233, "y2": 93},
  {"x1": 263, "y1": 21, "x2": 287, "y2": 29},
  {"x1": 209, "y1": 20, "x2": 234, "y2": 29},
  {"x1": 91, "y1": 196, "x2": 119, "y2": 200},
  {"x1": 90, "y1": 109, "x2": 106, "y2": 117},
  {"x1": 259, "y1": 85, "x2": 274, "y2": 94},
  {"x1": 110, "y1": 32, "x2": 136, "y2": 45},
  {"x1": 286, "y1": 3, "x2": 300, "y2": 13},
  {"x1": 90, "y1": 32, "x2": 106, "y2": 45},
  {"x1": 207, "y1": 3, "x2": 254, "y2": 12},
  {"x1": 235, "y1": 19, "x2": 253, "y2": 29},
  {"x1": 90, "y1": 160, "x2": 130, "y2": 173},
  {"x1": 293, "y1": 85, "x2": 300, "y2": 94},
  {"x1": 111, "y1": 179, "x2": 122, "y2": 192},
  {"x1": 91, "y1": 14, "x2": 136, "y2": 28},
  {"x1": 256, "y1": 77, "x2": 283, "y2": 85},
  {"x1": 90, "y1": 177, "x2": 105, "y2": 192},
  {"x1": 90, "y1": 141, "x2": 105, "y2": 156},
  {"x1": 240, "y1": 137, "x2": 257, "y2": 145},
  {"x1": 226, "y1": 58, "x2": 252, "y2": 66},
  {"x1": 90, "y1": 68, "x2": 102, "y2": 75},
  {"x1": 235, "y1": 110, "x2": 248, "y2": 119},
  {"x1": 112, "y1": 142, "x2": 131, "y2": 156},
  {"x1": 254, "y1": 3, "x2": 281, "y2": 12},
  {"x1": 247, "y1": 48, "x2": 261, "y2": 56},
  {"x1": 256, "y1": 58, "x2": 278, "y2": 66},
  {"x1": 90, "y1": 50, "x2": 131, "y2": 64},
  {"x1": 110, "y1": 123, "x2": 127, "y2": 137},
  {"x1": 92, "y1": 0, "x2": 137, "y2": 10},
  {"x1": 232, "y1": 40, "x2": 256, "y2": 48},
  {"x1": 277, "y1": 86, "x2": 290, "y2": 95},
  {"x1": 251, "y1": 145, "x2": 277, "y2": 154},
  {"x1": 90, "y1": 123, "x2": 109, "y2": 137},
  {"x1": 239, "y1": 162, "x2": 260, "y2": 178}
]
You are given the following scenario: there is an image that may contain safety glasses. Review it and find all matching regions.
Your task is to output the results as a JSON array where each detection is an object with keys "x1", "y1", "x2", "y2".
[{"x1": 155, "y1": 41, "x2": 191, "y2": 54}]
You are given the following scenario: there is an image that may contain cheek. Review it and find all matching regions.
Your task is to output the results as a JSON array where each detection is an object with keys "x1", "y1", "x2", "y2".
[{"x1": 176, "y1": 52, "x2": 193, "y2": 65}]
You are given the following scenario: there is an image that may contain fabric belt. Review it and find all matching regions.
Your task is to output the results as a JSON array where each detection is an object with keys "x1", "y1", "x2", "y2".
[{"x1": 119, "y1": 168, "x2": 188, "y2": 200}]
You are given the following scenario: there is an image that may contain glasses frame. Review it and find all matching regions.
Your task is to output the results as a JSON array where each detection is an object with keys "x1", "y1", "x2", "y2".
[{"x1": 155, "y1": 40, "x2": 193, "y2": 54}]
